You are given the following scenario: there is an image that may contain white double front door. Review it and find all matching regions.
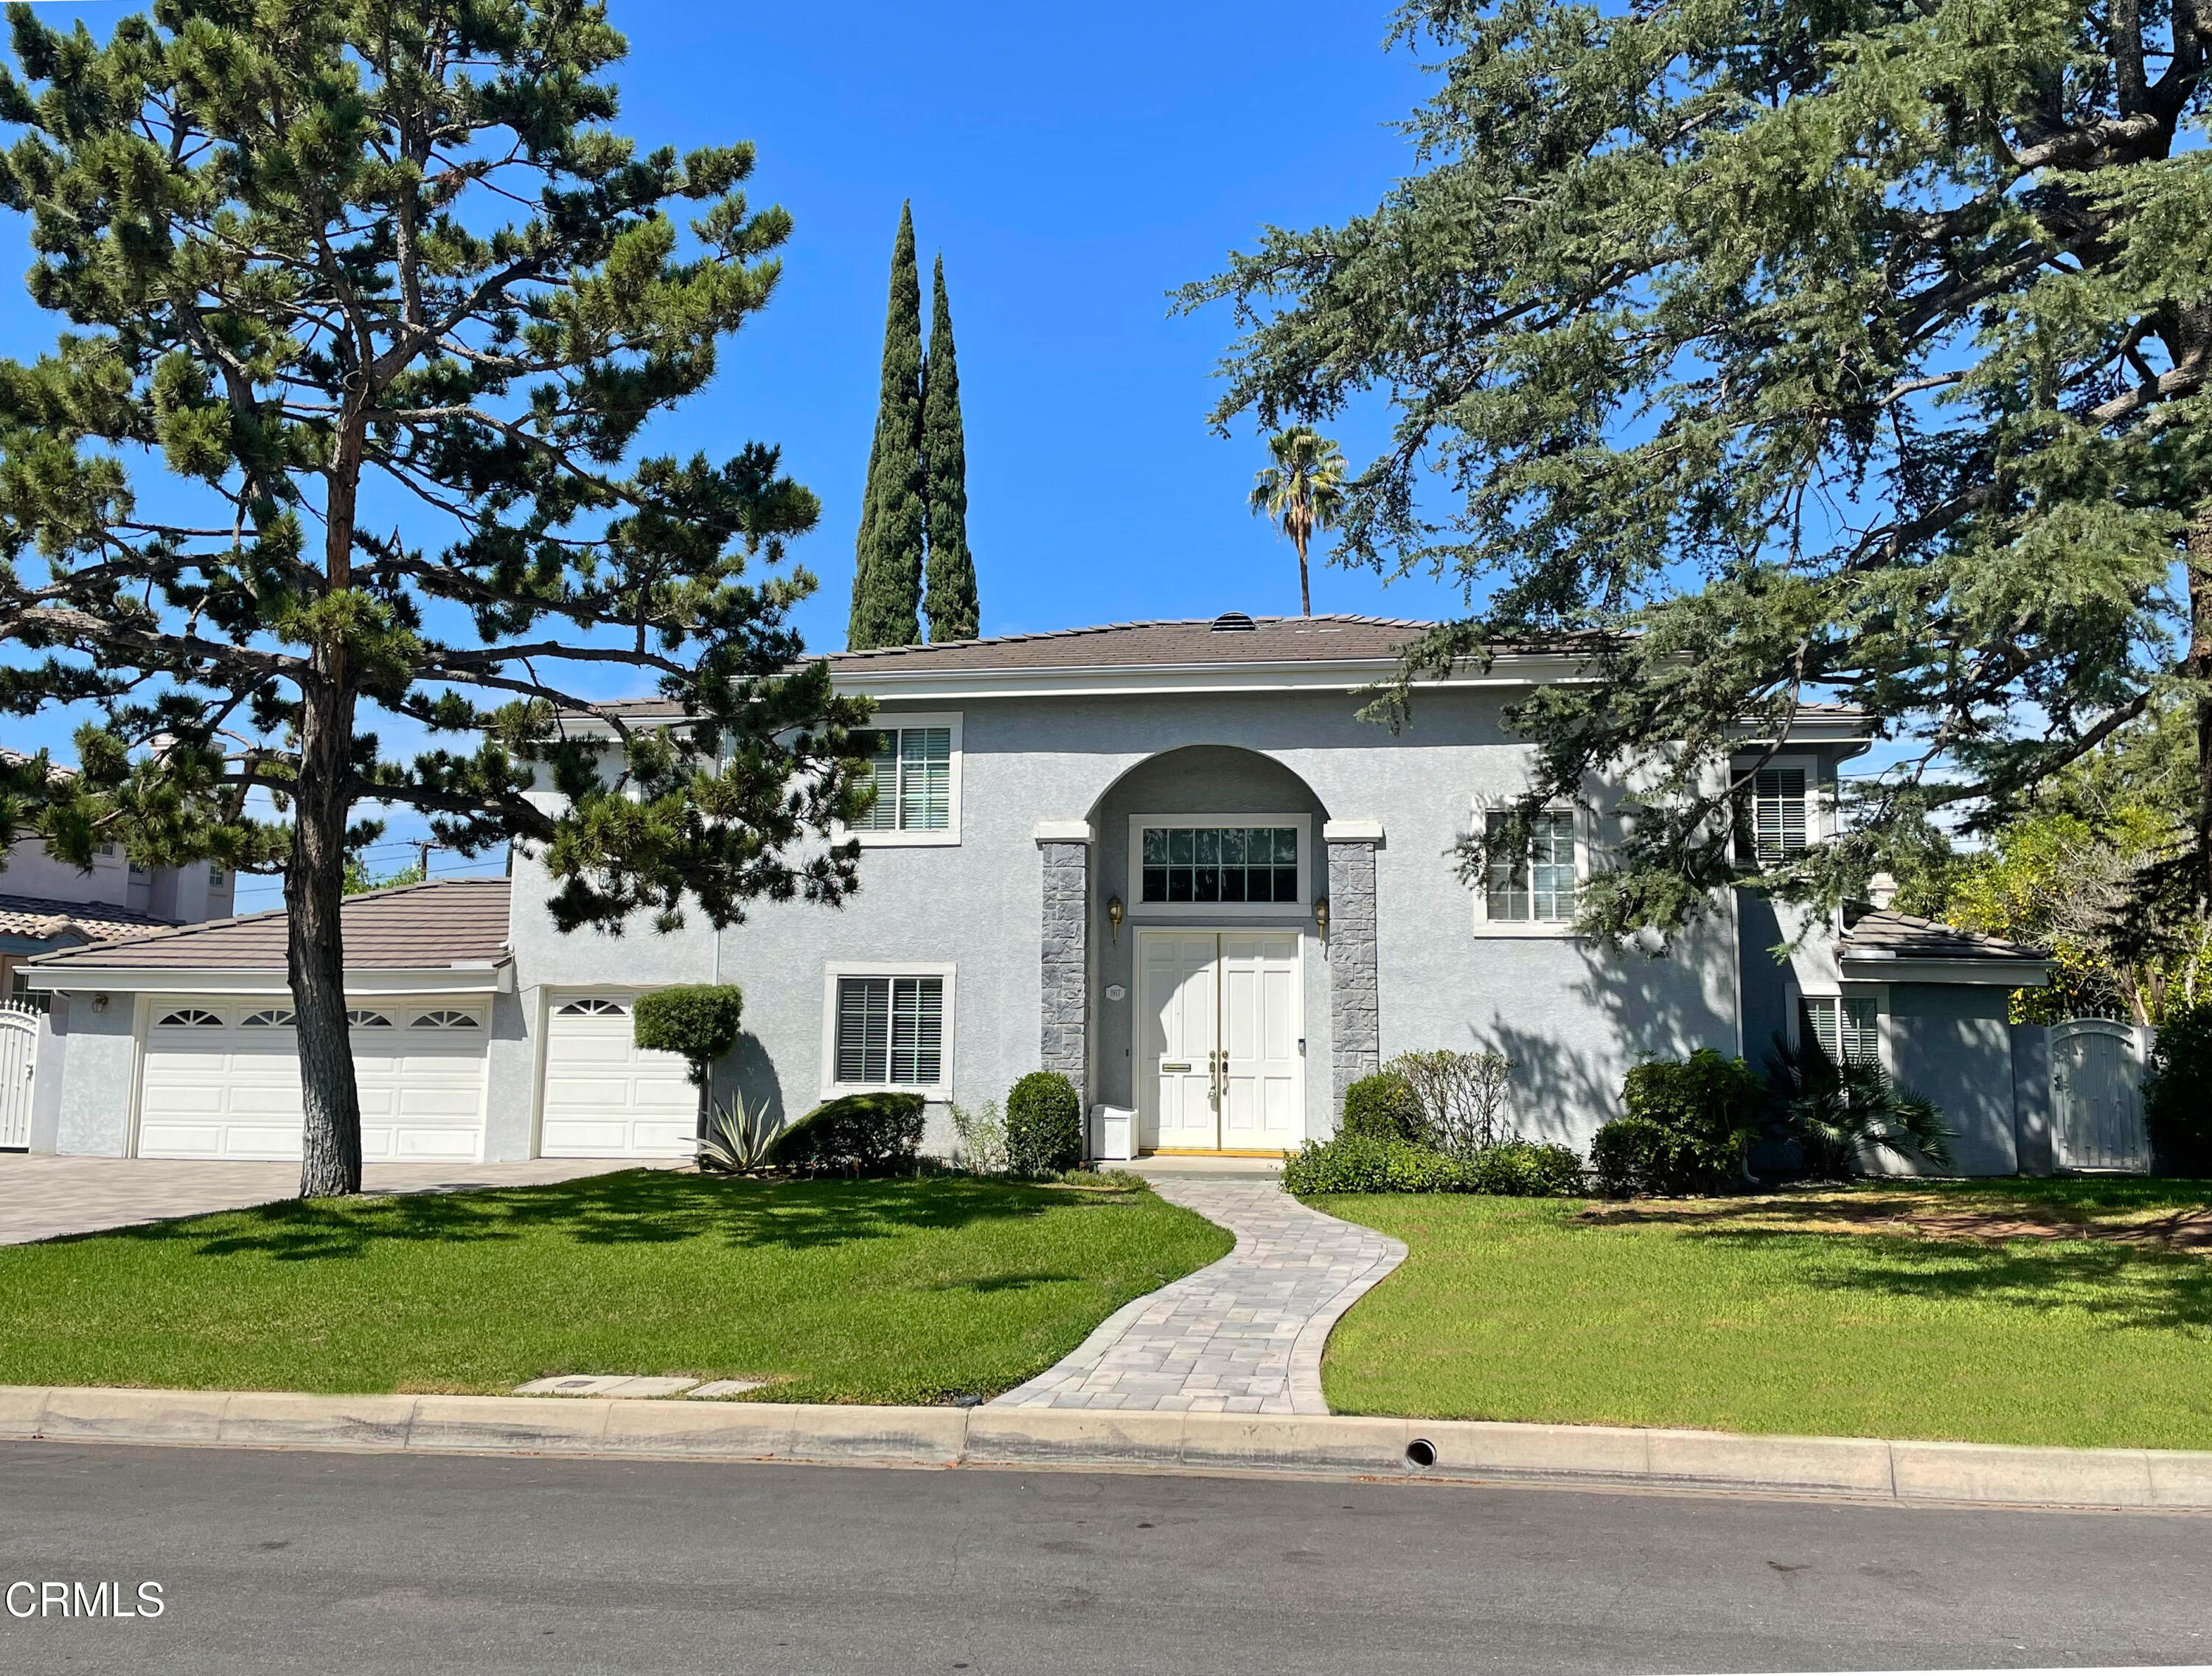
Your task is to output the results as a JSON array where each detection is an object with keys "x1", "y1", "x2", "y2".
[{"x1": 1137, "y1": 930, "x2": 1303, "y2": 1152}]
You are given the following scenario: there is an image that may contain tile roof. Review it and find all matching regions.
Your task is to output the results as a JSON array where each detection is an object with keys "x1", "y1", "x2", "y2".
[
  {"x1": 823, "y1": 614, "x2": 1439, "y2": 672},
  {"x1": 0, "y1": 892, "x2": 178, "y2": 945},
  {"x1": 30, "y1": 877, "x2": 512, "y2": 973},
  {"x1": 1839, "y1": 907, "x2": 2045, "y2": 964}
]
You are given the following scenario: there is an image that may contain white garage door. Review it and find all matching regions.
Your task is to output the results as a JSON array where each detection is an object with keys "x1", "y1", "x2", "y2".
[
  {"x1": 138, "y1": 1002, "x2": 490, "y2": 1162},
  {"x1": 540, "y1": 995, "x2": 697, "y2": 1158}
]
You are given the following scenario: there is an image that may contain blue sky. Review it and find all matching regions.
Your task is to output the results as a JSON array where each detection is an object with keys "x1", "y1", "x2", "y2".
[{"x1": 2, "y1": 0, "x2": 1476, "y2": 903}]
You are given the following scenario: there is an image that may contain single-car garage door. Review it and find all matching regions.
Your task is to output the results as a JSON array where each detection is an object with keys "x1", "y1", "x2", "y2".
[
  {"x1": 138, "y1": 1001, "x2": 490, "y2": 1162},
  {"x1": 540, "y1": 994, "x2": 696, "y2": 1157}
]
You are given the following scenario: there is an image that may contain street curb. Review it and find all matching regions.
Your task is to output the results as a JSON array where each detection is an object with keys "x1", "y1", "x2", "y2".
[{"x1": 5, "y1": 1384, "x2": 2211, "y2": 1509}]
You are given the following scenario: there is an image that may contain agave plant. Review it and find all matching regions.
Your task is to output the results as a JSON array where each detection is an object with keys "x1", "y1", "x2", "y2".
[
  {"x1": 1772, "y1": 1044, "x2": 1953, "y2": 1178},
  {"x1": 698, "y1": 1093, "x2": 782, "y2": 1174}
]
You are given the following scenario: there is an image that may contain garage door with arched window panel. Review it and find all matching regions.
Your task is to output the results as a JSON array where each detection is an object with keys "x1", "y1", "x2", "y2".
[{"x1": 539, "y1": 994, "x2": 697, "y2": 1158}]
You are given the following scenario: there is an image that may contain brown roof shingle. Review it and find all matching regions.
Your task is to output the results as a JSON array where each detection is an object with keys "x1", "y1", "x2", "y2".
[
  {"x1": 1839, "y1": 907, "x2": 2045, "y2": 964},
  {"x1": 0, "y1": 892, "x2": 178, "y2": 945},
  {"x1": 30, "y1": 877, "x2": 512, "y2": 973},
  {"x1": 821, "y1": 613, "x2": 1436, "y2": 672}
]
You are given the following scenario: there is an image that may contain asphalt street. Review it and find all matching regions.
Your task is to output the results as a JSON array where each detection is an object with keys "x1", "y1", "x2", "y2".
[{"x1": 2, "y1": 1441, "x2": 2208, "y2": 1675}]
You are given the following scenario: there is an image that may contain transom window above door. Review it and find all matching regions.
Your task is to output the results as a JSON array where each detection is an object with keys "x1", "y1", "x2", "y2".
[
  {"x1": 1137, "y1": 824, "x2": 1302, "y2": 907},
  {"x1": 556, "y1": 997, "x2": 628, "y2": 1017},
  {"x1": 848, "y1": 714, "x2": 961, "y2": 844}
]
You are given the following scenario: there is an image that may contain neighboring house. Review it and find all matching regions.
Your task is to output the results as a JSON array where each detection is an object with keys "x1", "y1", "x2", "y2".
[
  {"x1": 22, "y1": 614, "x2": 2056, "y2": 1172},
  {"x1": 0, "y1": 835, "x2": 236, "y2": 1007}
]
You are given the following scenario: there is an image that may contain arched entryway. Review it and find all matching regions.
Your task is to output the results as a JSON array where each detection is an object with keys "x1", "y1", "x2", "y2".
[{"x1": 1079, "y1": 746, "x2": 1335, "y2": 1155}]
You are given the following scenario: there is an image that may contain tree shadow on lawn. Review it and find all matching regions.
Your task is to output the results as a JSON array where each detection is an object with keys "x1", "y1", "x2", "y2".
[
  {"x1": 1677, "y1": 1225, "x2": 2212, "y2": 1337},
  {"x1": 101, "y1": 1172, "x2": 1119, "y2": 1265}
]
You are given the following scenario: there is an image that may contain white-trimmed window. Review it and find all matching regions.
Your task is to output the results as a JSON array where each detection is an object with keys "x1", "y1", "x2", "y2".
[
  {"x1": 1736, "y1": 761, "x2": 1815, "y2": 862},
  {"x1": 1801, "y1": 995, "x2": 1879, "y2": 1066},
  {"x1": 849, "y1": 713, "x2": 961, "y2": 845},
  {"x1": 347, "y1": 1009, "x2": 394, "y2": 1029},
  {"x1": 1126, "y1": 813, "x2": 1312, "y2": 919},
  {"x1": 820, "y1": 963, "x2": 954, "y2": 1096},
  {"x1": 155, "y1": 1008, "x2": 222, "y2": 1029},
  {"x1": 1472, "y1": 804, "x2": 1582, "y2": 932},
  {"x1": 411, "y1": 1008, "x2": 482, "y2": 1029},
  {"x1": 240, "y1": 1008, "x2": 296, "y2": 1028}
]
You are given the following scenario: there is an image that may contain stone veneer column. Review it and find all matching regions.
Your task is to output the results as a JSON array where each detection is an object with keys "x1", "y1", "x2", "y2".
[
  {"x1": 1324, "y1": 822, "x2": 1382, "y2": 1119},
  {"x1": 1034, "y1": 821, "x2": 1091, "y2": 1091}
]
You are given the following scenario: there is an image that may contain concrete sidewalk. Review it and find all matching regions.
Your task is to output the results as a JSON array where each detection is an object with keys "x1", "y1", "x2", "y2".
[
  {"x1": 0, "y1": 1155, "x2": 669, "y2": 1245},
  {"x1": 6, "y1": 1385, "x2": 2210, "y2": 1511}
]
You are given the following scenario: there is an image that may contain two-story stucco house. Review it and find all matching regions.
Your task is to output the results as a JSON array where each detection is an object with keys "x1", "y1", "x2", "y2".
[{"x1": 22, "y1": 614, "x2": 2053, "y2": 1170}]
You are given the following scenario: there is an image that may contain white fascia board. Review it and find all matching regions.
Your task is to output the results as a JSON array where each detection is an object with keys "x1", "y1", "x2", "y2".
[
  {"x1": 828, "y1": 654, "x2": 1593, "y2": 703},
  {"x1": 1838, "y1": 955, "x2": 2049, "y2": 987},
  {"x1": 21, "y1": 960, "x2": 514, "y2": 997}
]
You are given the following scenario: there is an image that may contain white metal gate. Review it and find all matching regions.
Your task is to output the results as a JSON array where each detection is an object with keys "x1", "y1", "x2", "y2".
[
  {"x1": 2050, "y1": 1018, "x2": 2149, "y2": 1172},
  {"x1": 0, "y1": 1002, "x2": 38, "y2": 1150}
]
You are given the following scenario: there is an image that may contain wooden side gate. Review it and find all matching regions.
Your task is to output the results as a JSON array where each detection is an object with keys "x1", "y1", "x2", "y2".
[
  {"x1": 0, "y1": 1001, "x2": 37, "y2": 1150},
  {"x1": 2049, "y1": 1018, "x2": 2150, "y2": 1173}
]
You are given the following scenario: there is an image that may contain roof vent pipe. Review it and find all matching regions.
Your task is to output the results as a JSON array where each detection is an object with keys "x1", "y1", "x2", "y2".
[{"x1": 1211, "y1": 612, "x2": 1256, "y2": 633}]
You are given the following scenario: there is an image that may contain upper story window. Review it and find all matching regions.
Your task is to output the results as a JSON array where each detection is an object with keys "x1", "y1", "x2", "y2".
[
  {"x1": 207, "y1": 863, "x2": 227, "y2": 887},
  {"x1": 1484, "y1": 807, "x2": 1579, "y2": 924},
  {"x1": 1801, "y1": 995, "x2": 1878, "y2": 1066},
  {"x1": 1736, "y1": 764, "x2": 1812, "y2": 862},
  {"x1": 849, "y1": 714, "x2": 961, "y2": 845},
  {"x1": 1141, "y1": 825, "x2": 1299, "y2": 905},
  {"x1": 828, "y1": 970, "x2": 950, "y2": 1092}
]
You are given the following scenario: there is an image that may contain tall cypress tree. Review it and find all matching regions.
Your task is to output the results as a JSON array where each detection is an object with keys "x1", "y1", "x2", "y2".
[
  {"x1": 922, "y1": 253, "x2": 980, "y2": 643},
  {"x1": 847, "y1": 204, "x2": 925, "y2": 649}
]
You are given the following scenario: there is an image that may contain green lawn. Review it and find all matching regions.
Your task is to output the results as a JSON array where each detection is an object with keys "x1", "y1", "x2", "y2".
[
  {"x1": 1307, "y1": 1183, "x2": 2212, "y2": 1450},
  {"x1": 0, "y1": 1171, "x2": 1232, "y2": 1404}
]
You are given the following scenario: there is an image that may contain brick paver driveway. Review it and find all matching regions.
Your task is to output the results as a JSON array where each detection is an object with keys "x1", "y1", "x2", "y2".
[
  {"x1": 991, "y1": 1175, "x2": 1406, "y2": 1415},
  {"x1": 0, "y1": 1154, "x2": 667, "y2": 1246}
]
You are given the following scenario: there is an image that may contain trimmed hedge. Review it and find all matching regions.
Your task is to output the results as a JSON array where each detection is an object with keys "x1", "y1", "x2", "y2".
[
  {"x1": 1596, "y1": 1049, "x2": 1763, "y2": 1197},
  {"x1": 1284, "y1": 1132, "x2": 1585, "y2": 1197},
  {"x1": 2146, "y1": 1004, "x2": 2212, "y2": 1175},
  {"x1": 1339, "y1": 1071, "x2": 1425, "y2": 1142},
  {"x1": 1006, "y1": 1071, "x2": 1083, "y2": 1175},
  {"x1": 770, "y1": 1092, "x2": 925, "y2": 1175}
]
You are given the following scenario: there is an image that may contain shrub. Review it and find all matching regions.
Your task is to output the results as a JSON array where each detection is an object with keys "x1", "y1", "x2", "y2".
[
  {"x1": 1005, "y1": 1071, "x2": 1083, "y2": 1175},
  {"x1": 948, "y1": 1099, "x2": 1009, "y2": 1174},
  {"x1": 1284, "y1": 1132, "x2": 1585, "y2": 1196},
  {"x1": 1387, "y1": 1049, "x2": 1515, "y2": 1154},
  {"x1": 697, "y1": 1093, "x2": 782, "y2": 1174},
  {"x1": 2145, "y1": 1004, "x2": 2212, "y2": 1175},
  {"x1": 1604, "y1": 1048, "x2": 1764, "y2": 1194},
  {"x1": 770, "y1": 1092, "x2": 926, "y2": 1175},
  {"x1": 1769, "y1": 1045, "x2": 1952, "y2": 1177},
  {"x1": 1339, "y1": 1071, "x2": 1425, "y2": 1141},
  {"x1": 633, "y1": 984, "x2": 745, "y2": 1082}
]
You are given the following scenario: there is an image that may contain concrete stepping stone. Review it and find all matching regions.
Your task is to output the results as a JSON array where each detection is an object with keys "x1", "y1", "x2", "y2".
[
  {"x1": 687, "y1": 1379, "x2": 770, "y2": 1399},
  {"x1": 513, "y1": 1374, "x2": 699, "y2": 1398}
]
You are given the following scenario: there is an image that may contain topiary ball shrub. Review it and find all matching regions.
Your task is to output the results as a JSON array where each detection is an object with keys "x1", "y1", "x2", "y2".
[
  {"x1": 2145, "y1": 1004, "x2": 2212, "y2": 1175},
  {"x1": 770, "y1": 1092, "x2": 926, "y2": 1175},
  {"x1": 1339, "y1": 1071, "x2": 1426, "y2": 1142},
  {"x1": 633, "y1": 984, "x2": 745, "y2": 1086},
  {"x1": 1005, "y1": 1071, "x2": 1083, "y2": 1175}
]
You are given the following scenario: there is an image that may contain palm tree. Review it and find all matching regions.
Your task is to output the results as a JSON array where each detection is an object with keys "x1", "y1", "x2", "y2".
[{"x1": 1249, "y1": 426, "x2": 1348, "y2": 616}]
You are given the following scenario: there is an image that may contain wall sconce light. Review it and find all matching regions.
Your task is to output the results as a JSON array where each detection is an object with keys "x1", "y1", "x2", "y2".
[
  {"x1": 91, "y1": 992, "x2": 110, "y2": 1013},
  {"x1": 1312, "y1": 894, "x2": 1330, "y2": 941},
  {"x1": 1105, "y1": 894, "x2": 1124, "y2": 945}
]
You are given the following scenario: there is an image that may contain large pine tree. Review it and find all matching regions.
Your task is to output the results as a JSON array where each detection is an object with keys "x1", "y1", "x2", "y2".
[
  {"x1": 847, "y1": 204, "x2": 925, "y2": 649},
  {"x1": 922, "y1": 253, "x2": 979, "y2": 643},
  {"x1": 0, "y1": 0, "x2": 873, "y2": 1197}
]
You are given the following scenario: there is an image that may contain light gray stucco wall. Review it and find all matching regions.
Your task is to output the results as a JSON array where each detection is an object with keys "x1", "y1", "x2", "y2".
[
  {"x1": 50, "y1": 994, "x2": 137, "y2": 1156},
  {"x1": 26, "y1": 997, "x2": 67, "y2": 1153},
  {"x1": 483, "y1": 985, "x2": 537, "y2": 1162},
  {"x1": 1887, "y1": 982, "x2": 2020, "y2": 1175},
  {"x1": 505, "y1": 685, "x2": 1745, "y2": 1157},
  {"x1": 2009, "y1": 1020, "x2": 2053, "y2": 1176}
]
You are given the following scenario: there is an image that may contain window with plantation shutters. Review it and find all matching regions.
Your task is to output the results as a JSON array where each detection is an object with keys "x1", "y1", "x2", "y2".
[
  {"x1": 850, "y1": 723, "x2": 956, "y2": 835},
  {"x1": 1801, "y1": 995, "x2": 1878, "y2": 1065},
  {"x1": 1738, "y1": 766, "x2": 1810, "y2": 861},
  {"x1": 834, "y1": 976, "x2": 943, "y2": 1087}
]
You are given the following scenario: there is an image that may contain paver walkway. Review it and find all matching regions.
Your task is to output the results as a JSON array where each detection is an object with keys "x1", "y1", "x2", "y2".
[
  {"x1": 990, "y1": 1177, "x2": 1406, "y2": 1415},
  {"x1": 0, "y1": 1155, "x2": 669, "y2": 1246}
]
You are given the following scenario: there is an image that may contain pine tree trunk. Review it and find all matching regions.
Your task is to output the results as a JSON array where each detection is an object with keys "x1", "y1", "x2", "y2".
[
  {"x1": 292, "y1": 678, "x2": 363, "y2": 1197},
  {"x1": 2191, "y1": 500, "x2": 2212, "y2": 911}
]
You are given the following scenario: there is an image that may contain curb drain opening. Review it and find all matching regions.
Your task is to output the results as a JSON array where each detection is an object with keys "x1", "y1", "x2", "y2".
[{"x1": 1405, "y1": 1438, "x2": 1437, "y2": 1469}]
